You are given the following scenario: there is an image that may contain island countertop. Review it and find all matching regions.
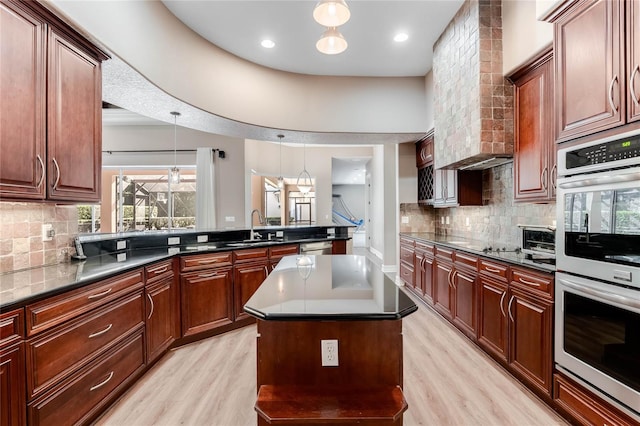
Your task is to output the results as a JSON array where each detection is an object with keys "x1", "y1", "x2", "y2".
[{"x1": 243, "y1": 255, "x2": 418, "y2": 321}]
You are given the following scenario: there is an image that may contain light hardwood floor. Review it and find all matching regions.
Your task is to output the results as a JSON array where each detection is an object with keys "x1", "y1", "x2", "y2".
[{"x1": 95, "y1": 296, "x2": 567, "y2": 426}]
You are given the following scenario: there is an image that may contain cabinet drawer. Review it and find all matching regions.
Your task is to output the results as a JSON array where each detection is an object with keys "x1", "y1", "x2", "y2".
[
  {"x1": 0, "y1": 308, "x2": 25, "y2": 346},
  {"x1": 400, "y1": 245, "x2": 415, "y2": 265},
  {"x1": 268, "y1": 244, "x2": 298, "y2": 260},
  {"x1": 399, "y1": 236, "x2": 415, "y2": 248},
  {"x1": 553, "y1": 373, "x2": 636, "y2": 426},
  {"x1": 399, "y1": 262, "x2": 414, "y2": 286},
  {"x1": 454, "y1": 251, "x2": 478, "y2": 269},
  {"x1": 145, "y1": 259, "x2": 174, "y2": 284},
  {"x1": 479, "y1": 259, "x2": 508, "y2": 281},
  {"x1": 415, "y1": 241, "x2": 434, "y2": 254},
  {"x1": 26, "y1": 269, "x2": 143, "y2": 336},
  {"x1": 511, "y1": 268, "x2": 553, "y2": 297},
  {"x1": 435, "y1": 246, "x2": 454, "y2": 261},
  {"x1": 26, "y1": 291, "x2": 144, "y2": 398},
  {"x1": 180, "y1": 252, "x2": 232, "y2": 272},
  {"x1": 28, "y1": 329, "x2": 145, "y2": 426},
  {"x1": 233, "y1": 247, "x2": 269, "y2": 263}
]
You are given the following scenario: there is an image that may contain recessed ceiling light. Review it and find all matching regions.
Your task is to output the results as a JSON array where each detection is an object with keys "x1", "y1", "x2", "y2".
[
  {"x1": 394, "y1": 33, "x2": 409, "y2": 43},
  {"x1": 261, "y1": 39, "x2": 275, "y2": 49}
]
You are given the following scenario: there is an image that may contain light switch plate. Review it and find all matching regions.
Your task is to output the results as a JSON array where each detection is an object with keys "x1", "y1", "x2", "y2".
[
  {"x1": 116, "y1": 240, "x2": 126, "y2": 250},
  {"x1": 168, "y1": 237, "x2": 180, "y2": 245},
  {"x1": 117, "y1": 253, "x2": 127, "y2": 262},
  {"x1": 197, "y1": 235, "x2": 208, "y2": 243},
  {"x1": 401, "y1": 216, "x2": 409, "y2": 224},
  {"x1": 276, "y1": 231, "x2": 284, "y2": 238},
  {"x1": 225, "y1": 216, "x2": 235, "y2": 222}
]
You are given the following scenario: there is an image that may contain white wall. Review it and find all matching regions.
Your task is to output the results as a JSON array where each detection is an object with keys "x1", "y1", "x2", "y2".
[
  {"x1": 502, "y1": 0, "x2": 554, "y2": 75},
  {"x1": 50, "y1": 0, "x2": 427, "y2": 135},
  {"x1": 102, "y1": 125, "x2": 245, "y2": 229},
  {"x1": 398, "y1": 142, "x2": 418, "y2": 204}
]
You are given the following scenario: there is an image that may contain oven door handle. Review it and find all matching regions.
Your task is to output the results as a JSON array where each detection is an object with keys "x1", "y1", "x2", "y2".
[
  {"x1": 557, "y1": 170, "x2": 640, "y2": 189},
  {"x1": 560, "y1": 278, "x2": 640, "y2": 310}
]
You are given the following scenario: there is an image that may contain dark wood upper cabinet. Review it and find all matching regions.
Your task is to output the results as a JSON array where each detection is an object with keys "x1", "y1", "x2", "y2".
[
  {"x1": 415, "y1": 134, "x2": 434, "y2": 169},
  {"x1": 0, "y1": 0, "x2": 107, "y2": 203},
  {"x1": 510, "y1": 49, "x2": 556, "y2": 203},
  {"x1": 552, "y1": 0, "x2": 627, "y2": 141}
]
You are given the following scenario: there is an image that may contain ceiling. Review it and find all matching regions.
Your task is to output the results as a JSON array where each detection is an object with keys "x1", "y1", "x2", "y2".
[{"x1": 162, "y1": 0, "x2": 465, "y2": 77}]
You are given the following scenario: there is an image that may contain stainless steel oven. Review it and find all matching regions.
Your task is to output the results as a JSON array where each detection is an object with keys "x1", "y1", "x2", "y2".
[{"x1": 555, "y1": 128, "x2": 640, "y2": 420}]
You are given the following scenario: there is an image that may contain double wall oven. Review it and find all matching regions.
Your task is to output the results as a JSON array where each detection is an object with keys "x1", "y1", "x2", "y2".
[{"x1": 555, "y1": 129, "x2": 640, "y2": 420}]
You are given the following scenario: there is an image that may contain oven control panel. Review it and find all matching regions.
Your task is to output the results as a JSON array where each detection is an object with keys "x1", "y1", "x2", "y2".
[{"x1": 566, "y1": 134, "x2": 640, "y2": 169}]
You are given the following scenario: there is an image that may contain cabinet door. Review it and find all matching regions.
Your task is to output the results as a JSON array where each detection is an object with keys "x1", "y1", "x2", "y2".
[
  {"x1": 513, "y1": 52, "x2": 554, "y2": 202},
  {"x1": 413, "y1": 251, "x2": 424, "y2": 294},
  {"x1": 443, "y1": 170, "x2": 457, "y2": 204},
  {"x1": 451, "y1": 267, "x2": 477, "y2": 340},
  {"x1": 234, "y1": 262, "x2": 268, "y2": 321},
  {"x1": 0, "y1": 1, "x2": 46, "y2": 200},
  {"x1": 507, "y1": 286, "x2": 553, "y2": 396},
  {"x1": 421, "y1": 255, "x2": 434, "y2": 304},
  {"x1": 415, "y1": 136, "x2": 434, "y2": 168},
  {"x1": 555, "y1": 0, "x2": 625, "y2": 141},
  {"x1": 628, "y1": 0, "x2": 640, "y2": 123},
  {"x1": 477, "y1": 276, "x2": 508, "y2": 362},
  {"x1": 0, "y1": 342, "x2": 26, "y2": 426},
  {"x1": 47, "y1": 29, "x2": 102, "y2": 202},
  {"x1": 433, "y1": 259, "x2": 453, "y2": 320},
  {"x1": 145, "y1": 275, "x2": 179, "y2": 364},
  {"x1": 180, "y1": 267, "x2": 233, "y2": 337},
  {"x1": 433, "y1": 169, "x2": 446, "y2": 205}
]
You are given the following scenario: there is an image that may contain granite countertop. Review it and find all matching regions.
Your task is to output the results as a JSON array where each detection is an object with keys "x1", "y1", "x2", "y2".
[
  {"x1": 400, "y1": 232, "x2": 556, "y2": 273},
  {"x1": 0, "y1": 236, "x2": 348, "y2": 311},
  {"x1": 243, "y1": 255, "x2": 418, "y2": 321}
]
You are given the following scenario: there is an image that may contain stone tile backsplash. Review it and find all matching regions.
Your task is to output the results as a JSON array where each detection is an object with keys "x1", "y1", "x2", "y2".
[
  {"x1": 0, "y1": 202, "x2": 78, "y2": 273},
  {"x1": 401, "y1": 162, "x2": 556, "y2": 247}
]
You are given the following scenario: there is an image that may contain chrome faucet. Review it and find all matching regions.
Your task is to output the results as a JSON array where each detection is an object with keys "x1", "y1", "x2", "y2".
[{"x1": 250, "y1": 209, "x2": 265, "y2": 240}]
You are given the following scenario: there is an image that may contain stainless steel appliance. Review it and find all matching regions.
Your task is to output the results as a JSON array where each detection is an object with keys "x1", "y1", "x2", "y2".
[
  {"x1": 555, "y1": 129, "x2": 640, "y2": 420},
  {"x1": 518, "y1": 224, "x2": 555, "y2": 268},
  {"x1": 299, "y1": 241, "x2": 333, "y2": 255}
]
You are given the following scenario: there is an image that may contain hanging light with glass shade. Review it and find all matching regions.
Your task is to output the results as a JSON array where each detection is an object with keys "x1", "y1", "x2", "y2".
[
  {"x1": 277, "y1": 134, "x2": 284, "y2": 189},
  {"x1": 296, "y1": 143, "x2": 313, "y2": 194},
  {"x1": 169, "y1": 111, "x2": 181, "y2": 185},
  {"x1": 313, "y1": 0, "x2": 350, "y2": 27},
  {"x1": 316, "y1": 27, "x2": 348, "y2": 55}
]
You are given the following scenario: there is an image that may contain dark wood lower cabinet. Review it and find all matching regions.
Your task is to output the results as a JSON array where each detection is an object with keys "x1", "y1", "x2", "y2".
[
  {"x1": 433, "y1": 259, "x2": 453, "y2": 320},
  {"x1": 145, "y1": 274, "x2": 179, "y2": 364},
  {"x1": 451, "y1": 266, "x2": 477, "y2": 340},
  {"x1": 234, "y1": 262, "x2": 269, "y2": 321},
  {"x1": 180, "y1": 267, "x2": 234, "y2": 337},
  {"x1": 477, "y1": 275, "x2": 508, "y2": 362},
  {"x1": 0, "y1": 342, "x2": 26, "y2": 426}
]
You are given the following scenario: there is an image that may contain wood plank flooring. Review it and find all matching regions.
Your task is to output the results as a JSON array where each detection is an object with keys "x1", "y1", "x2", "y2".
[{"x1": 94, "y1": 296, "x2": 567, "y2": 426}]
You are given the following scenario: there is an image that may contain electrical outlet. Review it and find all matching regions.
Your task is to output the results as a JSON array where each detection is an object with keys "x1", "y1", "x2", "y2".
[
  {"x1": 321, "y1": 339, "x2": 339, "y2": 367},
  {"x1": 197, "y1": 235, "x2": 208, "y2": 243},
  {"x1": 41, "y1": 224, "x2": 54, "y2": 242},
  {"x1": 445, "y1": 216, "x2": 450, "y2": 225},
  {"x1": 465, "y1": 217, "x2": 470, "y2": 226},
  {"x1": 225, "y1": 216, "x2": 235, "y2": 222},
  {"x1": 401, "y1": 216, "x2": 409, "y2": 224}
]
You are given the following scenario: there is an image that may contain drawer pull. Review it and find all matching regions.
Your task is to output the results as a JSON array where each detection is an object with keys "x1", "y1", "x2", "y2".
[
  {"x1": 147, "y1": 293, "x2": 155, "y2": 320},
  {"x1": 485, "y1": 266, "x2": 501, "y2": 274},
  {"x1": 88, "y1": 323, "x2": 113, "y2": 338},
  {"x1": 517, "y1": 277, "x2": 540, "y2": 287},
  {"x1": 198, "y1": 259, "x2": 219, "y2": 265},
  {"x1": 90, "y1": 371, "x2": 114, "y2": 391},
  {"x1": 87, "y1": 288, "x2": 113, "y2": 300},
  {"x1": 198, "y1": 272, "x2": 219, "y2": 278},
  {"x1": 149, "y1": 266, "x2": 168, "y2": 274}
]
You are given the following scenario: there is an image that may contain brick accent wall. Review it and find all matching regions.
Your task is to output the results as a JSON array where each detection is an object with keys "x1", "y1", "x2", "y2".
[
  {"x1": 433, "y1": 0, "x2": 514, "y2": 169},
  {"x1": 0, "y1": 202, "x2": 77, "y2": 273}
]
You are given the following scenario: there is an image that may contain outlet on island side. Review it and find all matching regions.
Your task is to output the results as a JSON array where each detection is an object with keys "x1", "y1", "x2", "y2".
[{"x1": 321, "y1": 339, "x2": 339, "y2": 367}]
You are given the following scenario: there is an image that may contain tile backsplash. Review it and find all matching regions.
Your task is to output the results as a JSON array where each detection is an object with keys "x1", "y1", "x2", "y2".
[
  {"x1": 0, "y1": 202, "x2": 78, "y2": 273},
  {"x1": 400, "y1": 162, "x2": 556, "y2": 246}
]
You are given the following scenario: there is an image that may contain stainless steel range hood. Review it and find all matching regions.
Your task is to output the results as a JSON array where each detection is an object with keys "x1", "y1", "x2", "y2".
[{"x1": 458, "y1": 157, "x2": 514, "y2": 171}]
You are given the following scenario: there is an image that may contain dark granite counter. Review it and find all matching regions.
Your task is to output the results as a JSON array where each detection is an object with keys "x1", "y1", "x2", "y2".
[
  {"x1": 400, "y1": 232, "x2": 555, "y2": 273},
  {"x1": 243, "y1": 255, "x2": 418, "y2": 321},
  {"x1": 0, "y1": 230, "x2": 351, "y2": 311}
]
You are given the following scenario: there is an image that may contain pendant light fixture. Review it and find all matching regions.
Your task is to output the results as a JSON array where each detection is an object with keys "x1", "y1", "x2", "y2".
[
  {"x1": 313, "y1": 0, "x2": 350, "y2": 27},
  {"x1": 296, "y1": 143, "x2": 313, "y2": 194},
  {"x1": 169, "y1": 111, "x2": 181, "y2": 185},
  {"x1": 316, "y1": 27, "x2": 348, "y2": 55},
  {"x1": 277, "y1": 134, "x2": 284, "y2": 189}
]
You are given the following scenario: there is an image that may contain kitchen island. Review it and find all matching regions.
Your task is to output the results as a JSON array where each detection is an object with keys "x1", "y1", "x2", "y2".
[{"x1": 244, "y1": 255, "x2": 417, "y2": 425}]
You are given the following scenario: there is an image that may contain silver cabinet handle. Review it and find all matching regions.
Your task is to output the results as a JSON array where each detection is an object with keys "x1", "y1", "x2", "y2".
[
  {"x1": 485, "y1": 266, "x2": 501, "y2": 274},
  {"x1": 88, "y1": 287, "x2": 112, "y2": 300},
  {"x1": 36, "y1": 155, "x2": 45, "y2": 189},
  {"x1": 507, "y1": 296, "x2": 515, "y2": 322},
  {"x1": 499, "y1": 291, "x2": 506, "y2": 318},
  {"x1": 198, "y1": 272, "x2": 219, "y2": 278},
  {"x1": 147, "y1": 292, "x2": 154, "y2": 320},
  {"x1": 608, "y1": 75, "x2": 619, "y2": 113},
  {"x1": 630, "y1": 64, "x2": 640, "y2": 106},
  {"x1": 551, "y1": 164, "x2": 557, "y2": 193},
  {"x1": 264, "y1": 266, "x2": 269, "y2": 275},
  {"x1": 149, "y1": 266, "x2": 168, "y2": 274},
  {"x1": 52, "y1": 157, "x2": 61, "y2": 190},
  {"x1": 89, "y1": 323, "x2": 112, "y2": 338},
  {"x1": 90, "y1": 371, "x2": 114, "y2": 391},
  {"x1": 517, "y1": 277, "x2": 540, "y2": 287},
  {"x1": 541, "y1": 167, "x2": 548, "y2": 191}
]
